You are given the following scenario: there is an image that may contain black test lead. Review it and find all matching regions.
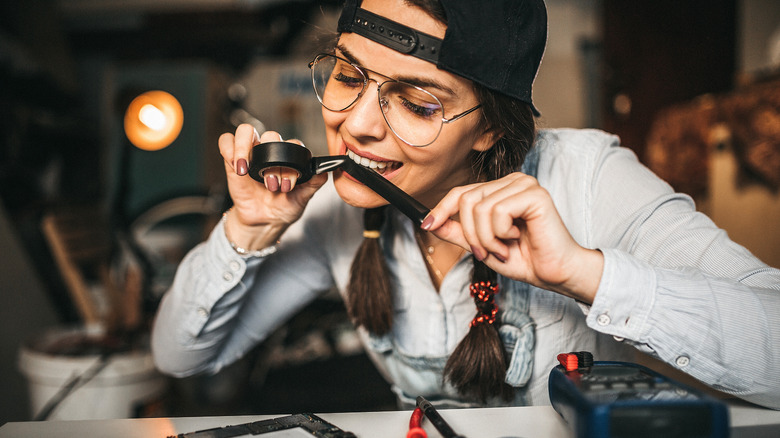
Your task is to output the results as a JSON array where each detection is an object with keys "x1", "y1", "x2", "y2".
[{"x1": 416, "y1": 396, "x2": 467, "y2": 438}]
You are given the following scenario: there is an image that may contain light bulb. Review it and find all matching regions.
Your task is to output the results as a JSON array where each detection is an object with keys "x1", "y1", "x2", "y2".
[
  {"x1": 138, "y1": 104, "x2": 167, "y2": 131},
  {"x1": 124, "y1": 90, "x2": 183, "y2": 151}
]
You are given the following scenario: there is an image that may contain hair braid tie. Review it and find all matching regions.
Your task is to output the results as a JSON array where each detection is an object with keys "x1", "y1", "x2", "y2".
[{"x1": 469, "y1": 281, "x2": 499, "y2": 327}]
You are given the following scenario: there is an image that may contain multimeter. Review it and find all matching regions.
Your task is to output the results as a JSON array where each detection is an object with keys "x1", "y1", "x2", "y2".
[{"x1": 548, "y1": 352, "x2": 729, "y2": 438}]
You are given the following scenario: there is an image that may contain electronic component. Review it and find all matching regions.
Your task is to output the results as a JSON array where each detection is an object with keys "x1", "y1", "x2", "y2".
[
  {"x1": 548, "y1": 352, "x2": 729, "y2": 438},
  {"x1": 169, "y1": 413, "x2": 356, "y2": 438},
  {"x1": 416, "y1": 396, "x2": 466, "y2": 438}
]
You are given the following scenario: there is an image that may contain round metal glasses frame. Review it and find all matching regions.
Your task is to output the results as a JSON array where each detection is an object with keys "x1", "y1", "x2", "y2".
[{"x1": 309, "y1": 53, "x2": 481, "y2": 147}]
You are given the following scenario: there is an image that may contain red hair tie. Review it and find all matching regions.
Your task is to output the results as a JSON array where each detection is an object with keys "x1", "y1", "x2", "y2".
[{"x1": 469, "y1": 281, "x2": 499, "y2": 327}]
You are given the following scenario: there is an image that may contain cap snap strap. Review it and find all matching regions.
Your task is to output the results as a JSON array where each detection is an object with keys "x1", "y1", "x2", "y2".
[{"x1": 339, "y1": 7, "x2": 442, "y2": 65}]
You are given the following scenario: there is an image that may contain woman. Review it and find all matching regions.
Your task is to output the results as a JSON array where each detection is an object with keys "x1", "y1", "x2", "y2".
[{"x1": 152, "y1": 0, "x2": 780, "y2": 409}]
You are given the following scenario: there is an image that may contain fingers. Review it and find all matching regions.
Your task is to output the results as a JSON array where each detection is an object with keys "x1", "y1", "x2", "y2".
[
  {"x1": 421, "y1": 184, "x2": 480, "y2": 253},
  {"x1": 472, "y1": 176, "x2": 542, "y2": 259},
  {"x1": 425, "y1": 173, "x2": 543, "y2": 262},
  {"x1": 257, "y1": 133, "x2": 306, "y2": 193},
  {"x1": 220, "y1": 125, "x2": 310, "y2": 193},
  {"x1": 235, "y1": 124, "x2": 262, "y2": 175}
]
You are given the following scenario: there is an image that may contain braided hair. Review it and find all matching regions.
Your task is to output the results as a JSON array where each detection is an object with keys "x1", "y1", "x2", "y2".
[{"x1": 345, "y1": 69, "x2": 536, "y2": 402}]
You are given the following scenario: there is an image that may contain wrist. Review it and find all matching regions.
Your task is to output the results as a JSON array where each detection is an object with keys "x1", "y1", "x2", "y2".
[
  {"x1": 223, "y1": 208, "x2": 285, "y2": 256},
  {"x1": 554, "y1": 248, "x2": 603, "y2": 305}
]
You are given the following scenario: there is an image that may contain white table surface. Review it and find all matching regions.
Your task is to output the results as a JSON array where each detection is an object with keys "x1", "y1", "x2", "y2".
[{"x1": 1, "y1": 403, "x2": 779, "y2": 438}]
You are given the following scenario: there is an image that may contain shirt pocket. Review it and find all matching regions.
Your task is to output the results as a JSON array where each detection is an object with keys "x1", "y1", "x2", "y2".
[{"x1": 529, "y1": 287, "x2": 566, "y2": 329}]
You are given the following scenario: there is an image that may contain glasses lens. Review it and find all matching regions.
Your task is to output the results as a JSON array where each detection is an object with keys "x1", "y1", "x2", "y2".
[
  {"x1": 379, "y1": 82, "x2": 444, "y2": 147},
  {"x1": 311, "y1": 55, "x2": 365, "y2": 112}
]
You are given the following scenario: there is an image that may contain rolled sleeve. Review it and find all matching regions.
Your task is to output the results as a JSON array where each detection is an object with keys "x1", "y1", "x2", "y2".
[
  {"x1": 588, "y1": 248, "x2": 780, "y2": 407},
  {"x1": 151, "y1": 218, "x2": 267, "y2": 376}
]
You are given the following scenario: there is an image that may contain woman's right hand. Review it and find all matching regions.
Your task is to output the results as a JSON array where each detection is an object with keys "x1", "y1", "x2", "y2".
[{"x1": 219, "y1": 124, "x2": 328, "y2": 252}]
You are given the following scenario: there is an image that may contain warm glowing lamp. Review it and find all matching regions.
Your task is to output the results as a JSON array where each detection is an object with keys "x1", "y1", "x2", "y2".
[{"x1": 124, "y1": 90, "x2": 184, "y2": 151}]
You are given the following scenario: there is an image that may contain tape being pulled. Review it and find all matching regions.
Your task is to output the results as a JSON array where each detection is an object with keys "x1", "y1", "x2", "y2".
[{"x1": 249, "y1": 141, "x2": 429, "y2": 224}]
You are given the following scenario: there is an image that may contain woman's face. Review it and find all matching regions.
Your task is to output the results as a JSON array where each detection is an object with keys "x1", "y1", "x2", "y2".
[{"x1": 324, "y1": 0, "x2": 494, "y2": 209}]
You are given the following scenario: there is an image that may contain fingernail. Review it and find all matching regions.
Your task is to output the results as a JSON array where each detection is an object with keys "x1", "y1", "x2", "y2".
[
  {"x1": 420, "y1": 215, "x2": 435, "y2": 230},
  {"x1": 491, "y1": 252, "x2": 507, "y2": 263},
  {"x1": 265, "y1": 174, "x2": 279, "y2": 192},
  {"x1": 236, "y1": 158, "x2": 248, "y2": 176},
  {"x1": 281, "y1": 178, "x2": 291, "y2": 193},
  {"x1": 470, "y1": 245, "x2": 486, "y2": 261}
]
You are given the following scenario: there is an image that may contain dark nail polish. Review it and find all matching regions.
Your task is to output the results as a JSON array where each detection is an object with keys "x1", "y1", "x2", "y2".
[
  {"x1": 281, "y1": 178, "x2": 292, "y2": 193},
  {"x1": 237, "y1": 158, "x2": 248, "y2": 176},
  {"x1": 470, "y1": 245, "x2": 486, "y2": 261},
  {"x1": 265, "y1": 175, "x2": 279, "y2": 192},
  {"x1": 420, "y1": 215, "x2": 435, "y2": 230},
  {"x1": 491, "y1": 252, "x2": 507, "y2": 263}
]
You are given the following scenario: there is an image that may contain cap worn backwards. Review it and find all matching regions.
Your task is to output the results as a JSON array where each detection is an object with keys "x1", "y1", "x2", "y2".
[{"x1": 337, "y1": 0, "x2": 547, "y2": 116}]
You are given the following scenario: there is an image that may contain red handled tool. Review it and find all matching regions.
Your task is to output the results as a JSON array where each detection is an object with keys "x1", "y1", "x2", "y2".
[{"x1": 407, "y1": 407, "x2": 427, "y2": 438}]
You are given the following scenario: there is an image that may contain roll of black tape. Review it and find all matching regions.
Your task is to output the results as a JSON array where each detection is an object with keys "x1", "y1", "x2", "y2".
[
  {"x1": 248, "y1": 141, "x2": 430, "y2": 224},
  {"x1": 249, "y1": 141, "x2": 314, "y2": 183}
]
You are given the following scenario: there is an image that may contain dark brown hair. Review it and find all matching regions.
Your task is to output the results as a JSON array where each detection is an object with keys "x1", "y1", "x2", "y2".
[{"x1": 345, "y1": 0, "x2": 536, "y2": 403}]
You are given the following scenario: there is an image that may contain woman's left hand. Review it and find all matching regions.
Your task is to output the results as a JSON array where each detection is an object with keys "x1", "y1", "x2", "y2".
[{"x1": 424, "y1": 172, "x2": 603, "y2": 304}]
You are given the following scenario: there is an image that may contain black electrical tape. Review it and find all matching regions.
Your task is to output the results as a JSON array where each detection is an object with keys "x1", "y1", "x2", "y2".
[
  {"x1": 249, "y1": 141, "x2": 315, "y2": 183},
  {"x1": 249, "y1": 142, "x2": 430, "y2": 224}
]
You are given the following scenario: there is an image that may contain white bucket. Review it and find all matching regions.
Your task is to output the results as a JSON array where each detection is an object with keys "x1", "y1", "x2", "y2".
[{"x1": 18, "y1": 326, "x2": 167, "y2": 420}]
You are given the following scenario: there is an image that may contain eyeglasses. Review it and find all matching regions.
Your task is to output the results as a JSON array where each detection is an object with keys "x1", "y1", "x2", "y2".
[{"x1": 309, "y1": 53, "x2": 481, "y2": 147}]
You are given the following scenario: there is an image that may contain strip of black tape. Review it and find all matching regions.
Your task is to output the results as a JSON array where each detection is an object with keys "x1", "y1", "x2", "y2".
[{"x1": 249, "y1": 142, "x2": 430, "y2": 224}]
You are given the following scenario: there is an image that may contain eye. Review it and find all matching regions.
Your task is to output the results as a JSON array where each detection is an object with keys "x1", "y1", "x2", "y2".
[
  {"x1": 333, "y1": 72, "x2": 363, "y2": 87},
  {"x1": 332, "y1": 64, "x2": 364, "y2": 88},
  {"x1": 399, "y1": 96, "x2": 440, "y2": 118},
  {"x1": 383, "y1": 82, "x2": 442, "y2": 119}
]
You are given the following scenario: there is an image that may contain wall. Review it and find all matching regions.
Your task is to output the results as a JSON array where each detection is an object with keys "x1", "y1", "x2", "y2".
[
  {"x1": 739, "y1": 0, "x2": 780, "y2": 74},
  {"x1": 0, "y1": 203, "x2": 60, "y2": 423},
  {"x1": 710, "y1": 0, "x2": 780, "y2": 268},
  {"x1": 533, "y1": 0, "x2": 602, "y2": 130},
  {"x1": 535, "y1": 0, "x2": 780, "y2": 269}
]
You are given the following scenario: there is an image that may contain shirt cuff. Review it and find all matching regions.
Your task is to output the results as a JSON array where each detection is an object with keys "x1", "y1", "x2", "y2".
[{"x1": 586, "y1": 248, "x2": 657, "y2": 342}]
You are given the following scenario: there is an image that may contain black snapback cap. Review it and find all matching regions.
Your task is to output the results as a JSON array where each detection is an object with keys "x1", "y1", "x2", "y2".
[{"x1": 337, "y1": 0, "x2": 547, "y2": 115}]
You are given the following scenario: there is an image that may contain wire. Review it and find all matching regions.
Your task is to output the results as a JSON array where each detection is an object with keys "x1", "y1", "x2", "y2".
[{"x1": 33, "y1": 352, "x2": 112, "y2": 421}]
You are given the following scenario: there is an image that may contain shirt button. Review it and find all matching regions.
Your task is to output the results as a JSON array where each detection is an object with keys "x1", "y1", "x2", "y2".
[
  {"x1": 197, "y1": 307, "x2": 209, "y2": 318},
  {"x1": 229, "y1": 260, "x2": 241, "y2": 271},
  {"x1": 222, "y1": 271, "x2": 234, "y2": 282},
  {"x1": 597, "y1": 313, "x2": 611, "y2": 326},
  {"x1": 675, "y1": 355, "x2": 690, "y2": 367},
  {"x1": 613, "y1": 336, "x2": 625, "y2": 342}
]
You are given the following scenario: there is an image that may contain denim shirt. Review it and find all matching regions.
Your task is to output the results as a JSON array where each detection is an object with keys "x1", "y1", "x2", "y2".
[{"x1": 152, "y1": 128, "x2": 780, "y2": 409}]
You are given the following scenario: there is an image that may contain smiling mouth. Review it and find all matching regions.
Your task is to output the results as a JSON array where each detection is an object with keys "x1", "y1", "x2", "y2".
[{"x1": 346, "y1": 149, "x2": 402, "y2": 175}]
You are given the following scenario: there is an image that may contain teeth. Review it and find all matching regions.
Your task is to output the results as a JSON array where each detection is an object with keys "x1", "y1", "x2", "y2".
[{"x1": 347, "y1": 150, "x2": 397, "y2": 173}]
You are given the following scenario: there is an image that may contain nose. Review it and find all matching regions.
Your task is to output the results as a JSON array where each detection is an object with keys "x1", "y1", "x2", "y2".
[{"x1": 342, "y1": 80, "x2": 388, "y2": 143}]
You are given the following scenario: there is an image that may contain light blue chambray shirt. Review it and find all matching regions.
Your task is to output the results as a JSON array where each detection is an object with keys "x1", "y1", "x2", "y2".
[{"x1": 152, "y1": 128, "x2": 780, "y2": 409}]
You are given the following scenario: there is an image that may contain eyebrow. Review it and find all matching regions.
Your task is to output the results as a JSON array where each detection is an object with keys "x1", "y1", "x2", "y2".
[{"x1": 335, "y1": 44, "x2": 459, "y2": 98}]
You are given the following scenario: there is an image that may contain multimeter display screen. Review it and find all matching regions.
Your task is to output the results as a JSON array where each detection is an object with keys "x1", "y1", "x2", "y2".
[
  {"x1": 578, "y1": 366, "x2": 700, "y2": 404},
  {"x1": 611, "y1": 406, "x2": 713, "y2": 438}
]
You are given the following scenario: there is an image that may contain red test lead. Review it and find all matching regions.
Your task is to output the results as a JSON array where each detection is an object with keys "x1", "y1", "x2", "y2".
[
  {"x1": 407, "y1": 407, "x2": 427, "y2": 438},
  {"x1": 557, "y1": 353, "x2": 579, "y2": 371}
]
